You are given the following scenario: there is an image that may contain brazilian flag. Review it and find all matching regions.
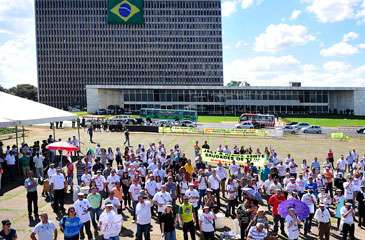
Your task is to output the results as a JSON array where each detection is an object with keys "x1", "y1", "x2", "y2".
[{"x1": 108, "y1": 0, "x2": 144, "y2": 24}]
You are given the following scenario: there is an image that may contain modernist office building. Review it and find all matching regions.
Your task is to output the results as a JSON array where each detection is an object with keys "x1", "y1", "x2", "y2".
[
  {"x1": 35, "y1": 0, "x2": 223, "y2": 108},
  {"x1": 86, "y1": 85, "x2": 365, "y2": 116}
]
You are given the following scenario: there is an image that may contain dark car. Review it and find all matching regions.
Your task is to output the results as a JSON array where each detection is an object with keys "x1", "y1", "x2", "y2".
[
  {"x1": 357, "y1": 127, "x2": 365, "y2": 134},
  {"x1": 95, "y1": 108, "x2": 107, "y2": 115}
]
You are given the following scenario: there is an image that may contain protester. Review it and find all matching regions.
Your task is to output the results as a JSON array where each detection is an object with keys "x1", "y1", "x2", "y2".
[
  {"x1": 285, "y1": 207, "x2": 300, "y2": 240},
  {"x1": 73, "y1": 193, "x2": 93, "y2": 240},
  {"x1": 135, "y1": 191, "x2": 152, "y2": 240},
  {"x1": 24, "y1": 170, "x2": 39, "y2": 220},
  {"x1": 178, "y1": 196, "x2": 196, "y2": 240},
  {"x1": 314, "y1": 203, "x2": 331, "y2": 240},
  {"x1": 0, "y1": 219, "x2": 17, "y2": 240},
  {"x1": 99, "y1": 203, "x2": 123, "y2": 240},
  {"x1": 30, "y1": 213, "x2": 57, "y2": 240},
  {"x1": 60, "y1": 207, "x2": 83, "y2": 240},
  {"x1": 50, "y1": 167, "x2": 66, "y2": 216},
  {"x1": 198, "y1": 206, "x2": 216, "y2": 240},
  {"x1": 247, "y1": 223, "x2": 267, "y2": 240},
  {"x1": 160, "y1": 204, "x2": 176, "y2": 240},
  {"x1": 341, "y1": 202, "x2": 355, "y2": 240}
]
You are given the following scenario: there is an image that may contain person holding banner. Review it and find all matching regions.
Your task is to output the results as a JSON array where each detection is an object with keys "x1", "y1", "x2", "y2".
[
  {"x1": 98, "y1": 203, "x2": 123, "y2": 240},
  {"x1": 215, "y1": 162, "x2": 227, "y2": 198}
]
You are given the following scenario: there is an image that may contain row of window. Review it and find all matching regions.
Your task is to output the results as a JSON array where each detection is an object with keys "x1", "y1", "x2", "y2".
[{"x1": 36, "y1": 0, "x2": 220, "y2": 9}]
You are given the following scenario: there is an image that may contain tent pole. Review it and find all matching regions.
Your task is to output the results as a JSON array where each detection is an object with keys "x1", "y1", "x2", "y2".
[
  {"x1": 52, "y1": 122, "x2": 56, "y2": 140},
  {"x1": 15, "y1": 125, "x2": 19, "y2": 150},
  {"x1": 22, "y1": 125, "x2": 25, "y2": 143},
  {"x1": 77, "y1": 118, "x2": 81, "y2": 146}
]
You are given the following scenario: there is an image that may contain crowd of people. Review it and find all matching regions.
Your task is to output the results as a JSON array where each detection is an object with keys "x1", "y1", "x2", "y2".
[{"x1": 0, "y1": 135, "x2": 365, "y2": 240}]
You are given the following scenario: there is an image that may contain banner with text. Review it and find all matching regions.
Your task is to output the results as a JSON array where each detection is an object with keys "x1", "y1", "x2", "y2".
[
  {"x1": 201, "y1": 149, "x2": 268, "y2": 167},
  {"x1": 158, "y1": 126, "x2": 202, "y2": 134},
  {"x1": 203, "y1": 128, "x2": 268, "y2": 137}
]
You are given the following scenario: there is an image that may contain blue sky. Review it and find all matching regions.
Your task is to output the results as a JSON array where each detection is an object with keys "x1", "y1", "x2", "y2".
[{"x1": 0, "y1": 0, "x2": 365, "y2": 88}]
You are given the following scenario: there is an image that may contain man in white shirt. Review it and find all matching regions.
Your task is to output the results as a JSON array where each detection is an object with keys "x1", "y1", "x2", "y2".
[
  {"x1": 106, "y1": 170, "x2": 120, "y2": 193},
  {"x1": 337, "y1": 155, "x2": 346, "y2": 173},
  {"x1": 129, "y1": 179, "x2": 142, "y2": 222},
  {"x1": 208, "y1": 170, "x2": 221, "y2": 207},
  {"x1": 47, "y1": 163, "x2": 56, "y2": 179},
  {"x1": 30, "y1": 213, "x2": 57, "y2": 240},
  {"x1": 74, "y1": 193, "x2": 93, "y2": 239},
  {"x1": 145, "y1": 175, "x2": 158, "y2": 199},
  {"x1": 81, "y1": 169, "x2": 92, "y2": 187},
  {"x1": 215, "y1": 162, "x2": 227, "y2": 198},
  {"x1": 33, "y1": 152, "x2": 44, "y2": 179},
  {"x1": 104, "y1": 191, "x2": 121, "y2": 213},
  {"x1": 136, "y1": 191, "x2": 152, "y2": 240},
  {"x1": 152, "y1": 184, "x2": 172, "y2": 224},
  {"x1": 229, "y1": 160, "x2": 239, "y2": 177},
  {"x1": 50, "y1": 167, "x2": 66, "y2": 214},
  {"x1": 99, "y1": 203, "x2": 122, "y2": 240},
  {"x1": 314, "y1": 203, "x2": 331, "y2": 240},
  {"x1": 301, "y1": 189, "x2": 316, "y2": 236},
  {"x1": 93, "y1": 170, "x2": 107, "y2": 193},
  {"x1": 341, "y1": 202, "x2": 355, "y2": 240}
]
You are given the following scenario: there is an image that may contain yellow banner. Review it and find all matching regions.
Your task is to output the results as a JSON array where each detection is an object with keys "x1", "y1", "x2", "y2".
[
  {"x1": 158, "y1": 126, "x2": 202, "y2": 134},
  {"x1": 203, "y1": 128, "x2": 268, "y2": 136},
  {"x1": 331, "y1": 132, "x2": 350, "y2": 141},
  {"x1": 201, "y1": 149, "x2": 267, "y2": 167}
]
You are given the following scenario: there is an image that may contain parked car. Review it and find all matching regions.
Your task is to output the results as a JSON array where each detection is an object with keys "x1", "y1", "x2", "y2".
[
  {"x1": 109, "y1": 115, "x2": 131, "y2": 121},
  {"x1": 236, "y1": 122, "x2": 255, "y2": 129},
  {"x1": 95, "y1": 108, "x2": 107, "y2": 115},
  {"x1": 179, "y1": 120, "x2": 197, "y2": 128},
  {"x1": 283, "y1": 125, "x2": 299, "y2": 134},
  {"x1": 302, "y1": 125, "x2": 322, "y2": 134},
  {"x1": 357, "y1": 127, "x2": 365, "y2": 134},
  {"x1": 294, "y1": 122, "x2": 311, "y2": 130},
  {"x1": 285, "y1": 122, "x2": 298, "y2": 126}
]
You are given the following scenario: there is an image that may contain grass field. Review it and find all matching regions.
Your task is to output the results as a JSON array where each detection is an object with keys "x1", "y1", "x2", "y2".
[
  {"x1": 198, "y1": 115, "x2": 238, "y2": 123},
  {"x1": 282, "y1": 117, "x2": 365, "y2": 127}
]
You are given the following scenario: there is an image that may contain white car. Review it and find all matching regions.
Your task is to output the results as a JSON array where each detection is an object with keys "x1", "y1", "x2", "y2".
[
  {"x1": 294, "y1": 122, "x2": 311, "y2": 130},
  {"x1": 283, "y1": 125, "x2": 299, "y2": 134},
  {"x1": 302, "y1": 125, "x2": 322, "y2": 134},
  {"x1": 236, "y1": 122, "x2": 254, "y2": 129},
  {"x1": 180, "y1": 120, "x2": 197, "y2": 128}
]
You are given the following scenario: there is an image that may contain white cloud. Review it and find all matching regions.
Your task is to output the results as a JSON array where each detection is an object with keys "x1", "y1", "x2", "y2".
[
  {"x1": 235, "y1": 41, "x2": 249, "y2": 48},
  {"x1": 323, "y1": 61, "x2": 351, "y2": 72},
  {"x1": 357, "y1": 43, "x2": 365, "y2": 49},
  {"x1": 224, "y1": 57, "x2": 365, "y2": 87},
  {"x1": 289, "y1": 10, "x2": 302, "y2": 20},
  {"x1": 305, "y1": 0, "x2": 365, "y2": 23},
  {"x1": 222, "y1": 1, "x2": 237, "y2": 17},
  {"x1": 320, "y1": 41, "x2": 359, "y2": 56},
  {"x1": 0, "y1": 0, "x2": 37, "y2": 88},
  {"x1": 240, "y1": 0, "x2": 254, "y2": 9},
  {"x1": 343, "y1": 32, "x2": 359, "y2": 42},
  {"x1": 255, "y1": 24, "x2": 315, "y2": 52}
]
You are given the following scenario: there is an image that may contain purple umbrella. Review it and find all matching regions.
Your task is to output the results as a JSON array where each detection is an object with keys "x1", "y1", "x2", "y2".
[{"x1": 278, "y1": 199, "x2": 310, "y2": 220}]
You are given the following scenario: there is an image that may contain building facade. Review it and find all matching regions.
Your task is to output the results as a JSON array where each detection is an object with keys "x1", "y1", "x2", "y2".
[
  {"x1": 35, "y1": 0, "x2": 223, "y2": 108},
  {"x1": 86, "y1": 85, "x2": 365, "y2": 116}
]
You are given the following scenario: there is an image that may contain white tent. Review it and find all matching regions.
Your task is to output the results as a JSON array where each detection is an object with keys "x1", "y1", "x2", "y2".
[{"x1": 0, "y1": 91, "x2": 76, "y2": 127}]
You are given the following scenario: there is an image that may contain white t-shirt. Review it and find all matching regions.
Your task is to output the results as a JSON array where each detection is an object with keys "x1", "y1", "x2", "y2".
[
  {"x1": 337, "y1": 159, "x2": 346, "y2": 171},
  {"x1": 285, "y1": 182, "x2": 298, "y2": 193},
  {"x1": 277, "y1": 164, "x2": 286, "y2": 176},
  {"x1": 208, "y1": 175, "x2": 220, "y2": 190},
  {"x1": 285, "y1": 215, "x2": 300, "y2": 240},
  {"x1": 198, "y1": 175, "x2": 208, "y2": 190},
  {"x1": 50, "y1": 173, "x2": 65, "y2": 190},
  {"x1": 47, "y1": 168, "x2": 56, "y2": 179},
  {"x1": 33, "y1": 156, "x2": 44, "y2": 168},
  {"x1": 32, "y1": 221, "x2": 56, "y2": 240},
  {"x1": 199, "y1": 212, "x2": 215, "y2": 232},
  {"x1": 216, "y1": 166, "x2": 227, "y2": 180},
  {"x1": 104, "y1": 197, "x2": 121, "y2": 213},
  {"x1": 301, "y1": 193, "x2": 316, "y2": 213},
  {"x1": 179, "y1": 181, "x2": 189, "y2": 194},
  {"x1": 93, "y1": 175, "x2": 106, "y2": 192},
  {"x1": 145, "y1": 180, "x2": 157, "y2": 196},
  {"x1": 341, "y1": 206, "x2": 354, "y2": 224},
  {"x1": 74, "y1": 199, "x2": 92, "y2": 223},
  {"x1": 226, "y1": 184, "x2": 237, "y2": 200},
  {"x1": 296, "y1": 179, "x2": 305, "y2": 193},
  {"x1": 152, "y1": 191, "x2": 172, "y2": 212},
  {"x1": 107, "y1": 175, "x2": 120, "y2": 192},
  {"x1": 99, "y1": 210, "x2": 123, "y2": 238},
  {"x1": 136, "y1": 200, "x2": 152, "y2": 225},
  {"x1": 185, "y1": 189, "x2": 199, "y2": 208},
  {"x1": 344, "y1": 182, "x2": 354, "y2": 200},
  {"x1": 229, "y1": 164, "x2": 239, "y2": 176},
  {"x1": 129, "y1": 184, "x2": 142, "y2": 201},
  {"x1": 81, "y1": 173, "x2": 92, "y2": 186}
]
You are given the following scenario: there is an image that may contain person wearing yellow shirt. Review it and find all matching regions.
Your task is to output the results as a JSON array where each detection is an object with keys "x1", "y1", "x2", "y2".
[{"x1": 184, "y1": 159, "x2": 194, "y2": 178}]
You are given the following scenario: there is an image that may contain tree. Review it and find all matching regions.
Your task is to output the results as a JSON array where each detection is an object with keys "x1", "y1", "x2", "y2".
[
  {"x1": 226, "y1": 81, "x2": 250, "y2": 87},
  {"x1": 0, "y1": 85, "x2": 8, "y2": 93},
  {"x1": 8, "y1": 84, "x2": 38, "y2": 101}
]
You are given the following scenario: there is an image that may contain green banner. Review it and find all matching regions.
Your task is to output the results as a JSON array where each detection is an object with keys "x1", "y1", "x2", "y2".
[
  {"x1": 201, "y1": 149, "x2": 267, "y2": 168},
  {"x1": 331, "y1": 132, "x2": 350, "y2": 141},
  {"x1": 108, "y1": 0, "x2": 144, "y2": 24}
]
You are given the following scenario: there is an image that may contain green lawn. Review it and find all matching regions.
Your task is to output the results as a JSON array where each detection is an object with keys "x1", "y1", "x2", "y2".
[
  {"x1": 282, "y1": 117, "x2": 365, "y2": 127},
  {"x1": 198, "y1": 116, "x2": 238, "y2": 123}
]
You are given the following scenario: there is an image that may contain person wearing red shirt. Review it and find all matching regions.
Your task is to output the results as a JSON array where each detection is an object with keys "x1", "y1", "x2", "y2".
[
  {"x1": 268, "y1": 188, "x2": 287, "y2": 237},
  {"x1": 327, "y1": 149, "x2": 334, "y2": 169}
]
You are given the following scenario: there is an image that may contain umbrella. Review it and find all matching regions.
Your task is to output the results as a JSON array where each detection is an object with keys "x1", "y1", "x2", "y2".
[
  {"x1": 241, "y1": 187, "x2": 263, "y2": 202},
  {"x1": 86, "y1": 147, "x2": 95, "y2": 156},
  {"x1": 278, "y1": 199, "x2": 310, "y2": 220},
  {"x1": 46, "y1": 141, "x2": 80, "y2": 152}
]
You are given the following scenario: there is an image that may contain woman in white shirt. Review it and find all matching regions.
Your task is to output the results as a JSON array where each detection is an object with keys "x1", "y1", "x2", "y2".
[
  {"x1": 285, "y1": 208, "x2": 300, "y2": 240},
  {"x1": 199, "y1": 206, "x2": 216, "y2": 240}
]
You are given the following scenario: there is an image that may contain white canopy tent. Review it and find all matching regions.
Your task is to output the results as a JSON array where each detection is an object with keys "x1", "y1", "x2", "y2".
[
  {"x1": 0, "y1": 92, "x2": 76, "y2": 127},
  {"x1": 0, "y1": 92, "x2": 78, "y2": 146}
]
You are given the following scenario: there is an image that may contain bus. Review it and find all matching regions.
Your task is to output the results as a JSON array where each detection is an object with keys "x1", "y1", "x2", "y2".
[
  {"x1": 139, "y1": 108, "x2": 198, "y2": 122},
  {"x1": 239, "y1": 113, "x2": 275, "y2": 127}
]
